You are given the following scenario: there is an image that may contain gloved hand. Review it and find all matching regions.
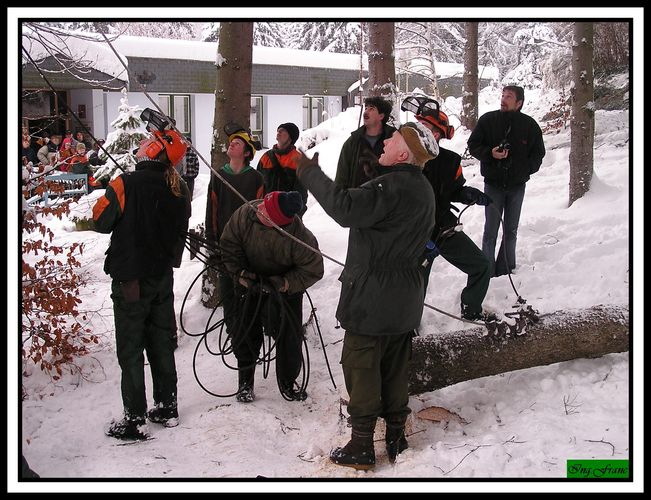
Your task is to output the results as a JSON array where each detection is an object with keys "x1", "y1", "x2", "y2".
[
  {"x1": 296, "y1": 152, "x2": 320, "y2": 177},
  {"x1": 459, "y1": 186, "x2": 493, "y2": 206},
  {"x1": 238, "y1": 269, "x2": 257, "y2": 288},
  {"x1": 421, "y1": 240, "x2": 439, "y2": 267},
  {"x1": 267, "y1": 275, "x2": 289, "y2": 293}
]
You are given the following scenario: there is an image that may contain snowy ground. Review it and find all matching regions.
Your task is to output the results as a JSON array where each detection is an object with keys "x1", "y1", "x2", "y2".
[{"x1": 13, "y1": 84, "x2": 639, "y2": 493}]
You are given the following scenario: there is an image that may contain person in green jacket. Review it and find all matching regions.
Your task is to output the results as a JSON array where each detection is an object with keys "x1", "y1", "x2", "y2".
[
  {"x1": 334, "y1": 96, "x2": 397, "y2": 189},
  {"x1": 297, "y1": 121, "x2": 438, "y2": 470}
]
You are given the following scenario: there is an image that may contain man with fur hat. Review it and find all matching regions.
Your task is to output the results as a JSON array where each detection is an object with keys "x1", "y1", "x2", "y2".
[
  {"x1": 256, "y1": 122, "x2": 308, "y2": 215},
  {"x1": 220, "y1": 191, "x2": 324, "y2": 403},
  {"x1": 335, "y1": 96, "x2": 397, "y2": 189},
  {"x1": 296, "y1": 122, "x2": 438, "y2": 469},
  {"x1": 412, "y1": 99, "x2": 493, "y2": 321}
]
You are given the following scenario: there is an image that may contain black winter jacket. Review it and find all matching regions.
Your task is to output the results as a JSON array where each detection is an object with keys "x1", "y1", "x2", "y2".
[
  {"x1": 467, "y1": 110, "x2": 545, "y2": 189},
  {"x1": 299, "y1": 162, "x2": 436, "y2": 335},
  {"x1": 422, "y1": 146, "x2": 466, "y2": 238},
  {"x1": 93, "y1": 160, "x2": 191, "y2": 281}
]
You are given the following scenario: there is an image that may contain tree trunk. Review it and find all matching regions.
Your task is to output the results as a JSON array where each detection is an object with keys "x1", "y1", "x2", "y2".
[
  {"x1": 366, "y1": 22, "x2": 396, "y2": 99},
  {"x1": 426, "y1": 23, "x2": 439, "y2": 100},
  {"x1": 461, "y1": 22, "x2": 479, "y2": 130},
  {"x1": 408, "y1": 304, "x2": 628, "y2": 395},
  {"x1": 568, "y1": 22, "x2": 595, "y2": 207},
  {"x1": 202, "y1": 22, "x2": 254, "y2": 308}
]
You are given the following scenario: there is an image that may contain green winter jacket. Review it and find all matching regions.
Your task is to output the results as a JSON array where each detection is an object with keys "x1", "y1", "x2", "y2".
[
  {"x1": 299, "y1": 162, "x2": 436, "y2": 335},
  {"x1": 219, "y1": 201, "x2": 324, "y2": 295},
  {"x1": 334, "y1": 124, "x2": 397, "y2": 188}
]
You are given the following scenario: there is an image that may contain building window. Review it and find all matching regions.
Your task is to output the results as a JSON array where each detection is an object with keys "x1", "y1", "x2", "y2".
[
  {"x1": 159, "y1": 94, "x2": 190, "y2": 136},
  {"x1": 250, "y1": 96, "x2": 263, "y2": 141},
  {"x1": 303, "y1": 96, "x2": 325, "y2": 129}
]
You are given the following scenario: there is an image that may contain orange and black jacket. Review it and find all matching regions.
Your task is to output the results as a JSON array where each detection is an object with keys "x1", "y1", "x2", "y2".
[
  {"x1": 422, "y1": 146, "x2": 466, "y2": 239},
  {"x1": 92, "y1": 160, "x2": 191, "y2": 281},
  {"x1": 256, "y1": 145, "x2": 308, "y2": 213}
]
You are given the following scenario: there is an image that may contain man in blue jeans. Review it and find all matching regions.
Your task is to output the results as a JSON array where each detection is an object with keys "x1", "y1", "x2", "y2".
[{"x1": 467, "y1": 85, "x2": 546, "y2": 276}]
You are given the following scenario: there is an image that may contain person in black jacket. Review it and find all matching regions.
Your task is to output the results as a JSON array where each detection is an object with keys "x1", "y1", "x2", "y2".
[
  {"x1": 467, "y1": 85, "x2": 546, "y2": 277},
  {"x1": 93, "y1": 123, "x2": 190, "y2": 440},
  {"x1": 297, "y1": 122, "x2": 437, "y2": 470},
  {"x1": 412, "y1": 101, "x2": 493, "y2": 321}
]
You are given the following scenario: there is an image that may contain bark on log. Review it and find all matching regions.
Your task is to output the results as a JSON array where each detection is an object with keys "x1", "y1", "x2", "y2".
[{"x1": 409, "y1": 304, "x2": 629, "y2": 395}]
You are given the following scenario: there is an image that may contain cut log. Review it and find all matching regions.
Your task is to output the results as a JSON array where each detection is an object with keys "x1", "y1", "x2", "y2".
[{"x1": 409, "y1": 304, "x2": 629, "y2": 395}]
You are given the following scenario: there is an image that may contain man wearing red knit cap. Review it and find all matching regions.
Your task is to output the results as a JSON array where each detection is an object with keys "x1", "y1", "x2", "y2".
[{"x1": 220, "y1": 191, "x2": 324, "y2": 403}]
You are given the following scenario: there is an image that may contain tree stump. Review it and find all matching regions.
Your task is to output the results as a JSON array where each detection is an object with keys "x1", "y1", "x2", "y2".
[{"x1": 409, "y1": 304, "x2": 629, "y2": 395}]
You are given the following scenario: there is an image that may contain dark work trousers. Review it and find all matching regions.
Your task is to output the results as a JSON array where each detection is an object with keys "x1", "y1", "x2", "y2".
[
  {"x1": 341, "y1": 331, "x2": 413, "y2": 430},
  {"x1": 482, "y1": 182, "x2": 526, "y2": 277},
  {"x1": 223, "y1": 277, "x2": 304, "y2": 385},
  {"x1": 182, "y1": 176, "x2": 195, "y2": 199},
  {"x1": 422, "y1": 230, "x2": 491, "y2": 317},
  {"x1": 111, "y1": 270, "x2": 178, "y2": 419}
]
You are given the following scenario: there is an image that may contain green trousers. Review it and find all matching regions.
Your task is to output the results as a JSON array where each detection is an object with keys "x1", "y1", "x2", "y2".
[
  {"x1": 423, "y1": 230, "x2": 491, "y2": 316},
  {"x1": 341, "y1": 331, "x2": 413, "y2": 430},
  {"x1": 111, "y1": 270, "x2": 178, "y2": 418}
]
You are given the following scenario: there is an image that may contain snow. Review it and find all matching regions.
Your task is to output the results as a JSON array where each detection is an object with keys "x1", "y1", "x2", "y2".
[
  {"x1": 408, "y1": 57, "x2": 499, "y2": 80},
  {"x1": 14, "y1": 81, "x2": 638, "y2": 493}
]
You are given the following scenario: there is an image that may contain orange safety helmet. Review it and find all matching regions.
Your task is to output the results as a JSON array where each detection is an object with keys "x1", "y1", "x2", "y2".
[
  {"x1": 416, "y1": 110, "x2": 455, "y2": 140},
  {"x1": 136, "y1": 129, "x2": 188, "y2": 167}
]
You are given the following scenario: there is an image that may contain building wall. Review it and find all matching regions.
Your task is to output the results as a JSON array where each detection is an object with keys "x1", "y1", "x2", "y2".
[
  {"x1": 263, "y1": 95, "x2": 303, "y2": 148},
  {"x1": 125, "y1": 57, "x2": 358, "y2": 97}
]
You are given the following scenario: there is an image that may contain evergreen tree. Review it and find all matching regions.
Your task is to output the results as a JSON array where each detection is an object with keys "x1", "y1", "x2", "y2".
[
  {"x1": 201, "y1": 22, "x2": 220, "y2": 42},
  {"x1": 287, "y1": 22, "x2": 361, "y2": 54},
  {"x1": 253, "y1": 22, "x2": 291, "y2": 48},
  {"x1": 93, "y1": 88, "x2": 147, "y2": 182}
]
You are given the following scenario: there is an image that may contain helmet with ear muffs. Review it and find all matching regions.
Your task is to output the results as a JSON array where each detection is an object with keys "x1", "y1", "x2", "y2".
[
  {"x1": 136, "y1": 128, "x2": 188, "y2": 167},
  {"x1": 416, "y1": 110, "x2": 455, "y2": 140}
]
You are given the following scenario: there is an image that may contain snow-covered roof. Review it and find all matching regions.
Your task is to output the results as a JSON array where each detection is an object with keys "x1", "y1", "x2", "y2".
[
  {"x1": 111, "y1": 35, "x2": 367, "y2": 70},
  {"x1": 21, "y1": 26, "x2": 129, "y2": 81}
]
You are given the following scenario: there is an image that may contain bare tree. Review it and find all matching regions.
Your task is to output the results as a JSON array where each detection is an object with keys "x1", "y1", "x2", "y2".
[
  {"x1": 461, "y1": 22, "x2": 479, "y2": 130},
  {"x1": 202, "y1": 22, "x2": 254, "y2": 308},
  {"x1": 366, "y1": 22, "x2": 396, "y2": 98},
  {"x1": 568, "y1": 22, "x2": 595, "y2": 206}
]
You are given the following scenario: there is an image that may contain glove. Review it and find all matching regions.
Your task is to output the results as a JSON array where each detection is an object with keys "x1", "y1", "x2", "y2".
[
  {"x1": 267, "y1": 275, "x2": 289, "y2": 293},
  {"x1": 296, "y1": 152, "x2": 320, "y2": 177},
  {"x1": 421, "y1": 240, "x2": 439, "y2": 267},
  {"x1": 238, "y1": 269, "x2": 257, "y2": 288},
  {"x1": 459, "y1": 186, "x2": 493, "y2": 206}
]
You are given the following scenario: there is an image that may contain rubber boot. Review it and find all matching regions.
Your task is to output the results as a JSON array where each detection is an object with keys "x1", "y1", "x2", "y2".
[
  {"x1": 236, "y1": 367, "x2": 255, "y2": 403},
  {"x1": 385, "y1": 424, "x2": 409, "y2": 463},
  {"x1": 330, "y1": 426, "x2": 376, "y2": 470}
]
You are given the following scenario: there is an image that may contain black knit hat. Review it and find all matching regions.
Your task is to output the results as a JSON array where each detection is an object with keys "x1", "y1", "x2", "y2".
[
  {"x1": 278, "y1": 191, "x2": 304, "y2": 218},
  {"x1": 278, "y1": 123, "x2": 300, "y2": 145}
]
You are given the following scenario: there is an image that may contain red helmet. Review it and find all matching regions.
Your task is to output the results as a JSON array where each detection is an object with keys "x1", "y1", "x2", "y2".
[
  {"x1": 416, "y1": 110, "x2": 455, "y2": 140},
  {"x1": 136, "y1": 129, "x2": 188, "y2": 167}
]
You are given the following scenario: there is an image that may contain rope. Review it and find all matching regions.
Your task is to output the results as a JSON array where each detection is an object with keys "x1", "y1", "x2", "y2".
[{"x1": 179, "y1": 231, "x2": 337, "y2": 398}]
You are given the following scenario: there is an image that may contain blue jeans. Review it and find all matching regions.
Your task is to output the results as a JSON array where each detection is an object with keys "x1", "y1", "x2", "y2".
[{"x1": 482, "y1": 182, "x2": 526, "y2": 277}]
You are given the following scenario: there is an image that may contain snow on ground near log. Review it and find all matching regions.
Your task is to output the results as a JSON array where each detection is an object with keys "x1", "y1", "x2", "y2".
[{"x1": 16, "y1": 86, "x2": 635, "y2": 492}]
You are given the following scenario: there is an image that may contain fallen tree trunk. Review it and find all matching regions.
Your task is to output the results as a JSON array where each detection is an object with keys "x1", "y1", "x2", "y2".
[{"x1": 409, "y1": 304, "x2": 629, "y2": 395}]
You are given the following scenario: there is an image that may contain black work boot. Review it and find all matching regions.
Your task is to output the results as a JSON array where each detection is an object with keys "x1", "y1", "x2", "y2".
[
  {"x1": 279, "y1": 379, "x2": 307, "y2": 401},
  {"x1": 330, "y1": 427, "x2": 376, "y2": 470},
  {"x1": 385, "y1": 424, "x2": 409, "y2": 463},
  {"x1": 105, "y1": 414, "x2": 150, "y2": 441},
  {"x1": 236, "y1": 367, "x2": 255, "y2": 403},
  {"x1": 147, "y1": 401, "x2": 179, "y2": 428}
]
